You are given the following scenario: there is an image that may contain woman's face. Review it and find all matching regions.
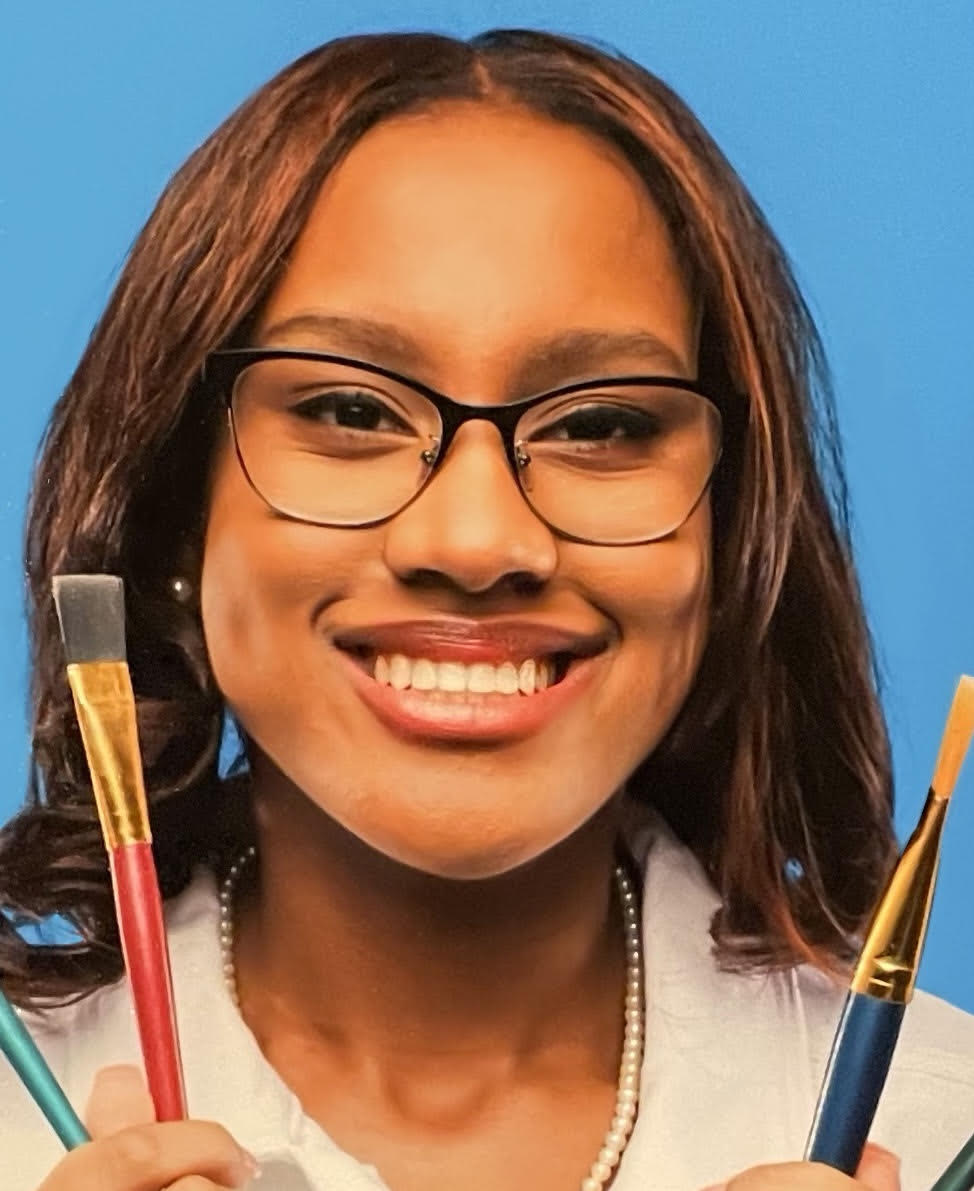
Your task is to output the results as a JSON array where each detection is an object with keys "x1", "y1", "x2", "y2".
[{"x1": 201, "y1": 102, "x2": 712, "y2": 878}]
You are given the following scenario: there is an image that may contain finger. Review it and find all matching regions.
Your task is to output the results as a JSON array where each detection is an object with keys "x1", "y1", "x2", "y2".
[
  {"x1": 161, "y1": 1179, "x2": 241, "y2": 1191},
  {"x1": 723, "y1": 1161, "x2": 869, "y2": 1188},
  {"x1": 856, "y1": 1143, "x2": 901, "y2": 1191},
  {"x1": 39, "y1": 1119, "x2": 258, "y2": 1191},
  {"x1": 84, "y1": 1065, "x2": 157, "y2": 1137}
]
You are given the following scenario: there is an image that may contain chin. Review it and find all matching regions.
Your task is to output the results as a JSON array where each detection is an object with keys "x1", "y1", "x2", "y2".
[
  {"x1": 357, "y1": 817, "x2": 556, "y2": 883},
  {"x1": 360, "y1": 802, "x2": 597, "y2": 883}
]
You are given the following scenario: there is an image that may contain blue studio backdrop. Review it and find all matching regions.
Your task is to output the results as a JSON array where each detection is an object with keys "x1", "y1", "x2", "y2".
[{"x1": 1, "y1": 3, "x2": 972, "y2": 1010}]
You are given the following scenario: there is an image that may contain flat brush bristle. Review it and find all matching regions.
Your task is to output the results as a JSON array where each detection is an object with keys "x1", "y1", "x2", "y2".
[
  {"x1": 931, "y1": 675, "x2": 974, "y2": 799},
  {"x1": 52, "y1": 574, "x2": 127, "y2": 664}
]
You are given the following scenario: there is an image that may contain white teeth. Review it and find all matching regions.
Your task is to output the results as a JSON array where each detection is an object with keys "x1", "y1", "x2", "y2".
[
  {"x1": 389, "y1": 654, "x2": 411, "y2": 691},
  {"x1": 371, "y1": 654, "x2": 561, "y2": 695},
  {"x1": 467, "y1": 663, "x2": 497, "y2": 694},
  {"x1": 437, "y1": 661, "x2": 467, "y2": 692},
  {"x1": 518, "y1": 658, "x2": 536, "y2": 694},
  {"x1": 496, "y1": 662, "x2": 519, "y2": 695},
  {"x1": 411, "y1": 658, "x2": 437, "y2": 691}
]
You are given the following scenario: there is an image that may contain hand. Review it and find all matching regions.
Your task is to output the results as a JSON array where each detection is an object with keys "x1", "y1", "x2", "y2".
[
  {"x1": 36, "y1": 1065, "x2": 260, "y2": 1190},
  {"x1": 703, "y1": 1143, "x2": 901, "y2": 1191}
]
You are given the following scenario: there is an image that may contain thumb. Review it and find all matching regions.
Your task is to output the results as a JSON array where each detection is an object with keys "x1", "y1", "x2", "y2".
[
  {"x1": 856, "y1": 1143, "x2": 902, "y2": 1191},
  {"x1": 83, "y1": 1064, "x2": 157, "y2": 1138}
]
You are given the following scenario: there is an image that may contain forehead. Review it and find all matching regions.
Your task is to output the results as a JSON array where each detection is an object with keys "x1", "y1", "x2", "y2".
[{"x1": 258, "y1": 101, "x2": 697, "y2": 386}]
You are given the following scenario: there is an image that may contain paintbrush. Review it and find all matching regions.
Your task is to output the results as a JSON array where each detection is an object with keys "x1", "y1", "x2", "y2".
[
  {"x1": 52, "y1": 574, "x2": 186, "y2": 1121},
  {"x1": 805, "y1": 674, "x2": 974, "y2": 1172}
]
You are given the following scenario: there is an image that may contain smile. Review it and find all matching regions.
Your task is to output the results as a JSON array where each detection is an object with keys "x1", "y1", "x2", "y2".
[
  {"x1": 334, "y1": 641, "x2": 603, "y2": 743},
  {"x1": 371, "y1": 653, "x2": 570, "y2": 695}
]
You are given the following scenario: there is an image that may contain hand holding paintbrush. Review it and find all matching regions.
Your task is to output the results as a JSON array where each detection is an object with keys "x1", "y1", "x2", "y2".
[{"x1": 52, "y1": 573, "x2": 187, "y2": 1123}]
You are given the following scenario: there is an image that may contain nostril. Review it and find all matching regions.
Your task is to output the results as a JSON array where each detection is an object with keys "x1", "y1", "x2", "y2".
[
  {"x1": 509, "y1": 571, "x2": 546, "y2": 597},
  {"x1": 398, "y1": 567, "x2": 451, "y2": 591}
]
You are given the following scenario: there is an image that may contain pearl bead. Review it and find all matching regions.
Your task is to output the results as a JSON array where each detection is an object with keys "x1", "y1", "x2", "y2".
[{"x1": 218, "y1": 852, "x2": 644, "y2": 1191}]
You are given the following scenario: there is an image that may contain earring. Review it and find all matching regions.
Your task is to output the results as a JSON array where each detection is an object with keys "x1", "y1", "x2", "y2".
[{"x1": 167, "y1": 576, "x2": 194, "y2": 604}]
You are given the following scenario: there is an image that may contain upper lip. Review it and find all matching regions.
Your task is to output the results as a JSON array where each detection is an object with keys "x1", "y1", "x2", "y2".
[{"x1": 332, "y1": 618, "x2": 611, "y2": 664}]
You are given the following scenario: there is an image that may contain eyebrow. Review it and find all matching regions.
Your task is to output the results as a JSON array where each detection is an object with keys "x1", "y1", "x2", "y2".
[{"x1": 257, "y1": 312, "x2": 692, "y2": 390}]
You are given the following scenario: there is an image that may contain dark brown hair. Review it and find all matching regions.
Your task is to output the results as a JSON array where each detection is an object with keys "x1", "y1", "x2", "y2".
[{"x1": 0, "y1": 29, "x2": 896, "y2": 1010}]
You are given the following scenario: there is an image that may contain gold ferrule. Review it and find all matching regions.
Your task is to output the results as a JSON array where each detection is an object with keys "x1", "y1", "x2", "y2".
[
  {"x1": 65, "y1": 661, "x2": 150, "y2": 850},
  {"x1": 850, "y1": 787, "x2": 948, "y2": 1002}
]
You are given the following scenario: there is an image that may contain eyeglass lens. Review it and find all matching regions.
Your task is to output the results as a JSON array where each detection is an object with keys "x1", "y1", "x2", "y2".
[{"x1": 229, "y1": 357, "x2": 721, "y2": 544}]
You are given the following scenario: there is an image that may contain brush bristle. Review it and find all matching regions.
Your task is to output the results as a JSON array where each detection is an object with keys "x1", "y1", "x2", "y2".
[
  {"x1": 51, "y1": 575, "x2": 127, "y2": 664},
  {"x1": 930, "y1": 675, "x2": 974, "y2": 799}
]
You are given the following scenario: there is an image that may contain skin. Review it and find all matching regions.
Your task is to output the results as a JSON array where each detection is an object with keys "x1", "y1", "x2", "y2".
[
  {"x1": 202, "y1": 102, "x2": 710, "y2": 885},
  {"x1": 35, "y1": 1065, "x2": 897, "y2": 1191},
  {"x1": 202, "y1": 102, "x2": 709, "y2": 1188},
  {"x1": 40, "y1": 102, "x2": 900, "y2": 1190}
]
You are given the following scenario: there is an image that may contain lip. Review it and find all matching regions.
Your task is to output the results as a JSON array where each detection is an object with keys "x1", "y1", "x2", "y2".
[
  {"x1": 331, "y1": 618, "x2": 609, "y2": 665},
  {"x1": 335, "y1": 644, "x2": 605, "y2": 743}
]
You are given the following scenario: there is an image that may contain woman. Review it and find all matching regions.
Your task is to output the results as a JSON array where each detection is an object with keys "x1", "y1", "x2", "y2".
[{"x1": 0, "y1": 28, "x2": 970, "y2": 1191}]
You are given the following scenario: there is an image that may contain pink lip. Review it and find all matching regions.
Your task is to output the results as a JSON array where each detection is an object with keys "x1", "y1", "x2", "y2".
[
  {"x1": 332, "y1": 618, "x2": 608, "y2": 665},
  {"x1": 335, "y1": 646, "x2": 604, "y2": 743}
]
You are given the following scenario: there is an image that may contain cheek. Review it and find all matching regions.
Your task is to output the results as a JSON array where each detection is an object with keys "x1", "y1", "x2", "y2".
[
  {"x1": 198, "y1": 451, "x2": 356, "y2": 700},
  {"x1": 637, "y1": 538, "x2": 710, "y2": 618},
  {"x1": 589, "y1": 506, "x2": 712, "y2": 701},
  {"x1": 600, "y1": 507, "x2": 712, "y2": 635}
]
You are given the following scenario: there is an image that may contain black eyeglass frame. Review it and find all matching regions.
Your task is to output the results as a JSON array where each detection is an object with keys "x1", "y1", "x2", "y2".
[{"x1": 203, "y1": 347, "x2": 725, "y2": 546}]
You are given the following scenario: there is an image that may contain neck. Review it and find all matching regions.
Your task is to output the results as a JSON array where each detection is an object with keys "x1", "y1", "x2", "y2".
[{"x1": 231, "y1": 765, "x2": 630, "y2": 1073}]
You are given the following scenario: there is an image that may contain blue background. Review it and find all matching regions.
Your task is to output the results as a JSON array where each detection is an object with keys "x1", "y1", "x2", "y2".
[{"x1": 1, "y1": 4, "x2": 972, "y2": 1010}]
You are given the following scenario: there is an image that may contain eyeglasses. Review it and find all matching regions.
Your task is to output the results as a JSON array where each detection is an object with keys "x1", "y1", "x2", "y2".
[{"x1": 203, "y1": 348, "x2": 723, "y2": 546}]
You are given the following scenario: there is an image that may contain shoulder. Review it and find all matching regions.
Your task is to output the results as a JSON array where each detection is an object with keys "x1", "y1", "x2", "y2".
[
  {"x1": 792, "y1": 965, "x2": 974, "y2": 1081},
  {"x1": 763, "y1": 943, "x2": 974, "y2": 1184},
  {"x1": 0, "y1": 996, "x2": 96, "y2": 1188},
  {"x1": 634, "y1": 810, "x2": 974, "y2": 1181},
  {"x1": 877, "y1": 987, "x2": 974, "y2": 1131}
]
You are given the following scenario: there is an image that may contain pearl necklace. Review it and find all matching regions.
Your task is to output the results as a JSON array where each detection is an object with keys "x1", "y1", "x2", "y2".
[{"x1": 219, "y1": 847, "x2": 644, "y2": 1191}]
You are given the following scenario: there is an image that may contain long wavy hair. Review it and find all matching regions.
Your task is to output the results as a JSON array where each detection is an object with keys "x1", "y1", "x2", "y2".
[{"x1": 0, "y1": 29, "x2": 896, "y2": 1010}]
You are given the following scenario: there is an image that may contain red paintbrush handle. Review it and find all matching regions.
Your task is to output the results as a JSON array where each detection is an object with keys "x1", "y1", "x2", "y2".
[{"x1": 109, "y1": 842, "x2": 187, "y2": 1121}]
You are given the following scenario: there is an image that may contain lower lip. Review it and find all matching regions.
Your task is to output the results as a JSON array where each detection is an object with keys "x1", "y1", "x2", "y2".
[{"x1": 335, "y1": 649, "x2": 603, "y2": 743}]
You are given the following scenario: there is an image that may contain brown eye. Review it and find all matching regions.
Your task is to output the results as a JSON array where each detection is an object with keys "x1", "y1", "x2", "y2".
[
  {"x1": 291, "y1": 389, "x2": 412, "y2": 434},
  {"x1": 534, "y1": 403, "x2": 663, "y2": 444}
]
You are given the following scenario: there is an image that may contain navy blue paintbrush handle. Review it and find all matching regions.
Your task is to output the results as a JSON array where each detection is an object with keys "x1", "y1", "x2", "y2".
[{"x1": 805, "y1": 991, "x2": 906, "y2": 1173}]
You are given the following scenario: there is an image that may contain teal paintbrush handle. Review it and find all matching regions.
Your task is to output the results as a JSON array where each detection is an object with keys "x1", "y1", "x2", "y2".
[
  {"x1": 931, "y1": 1131, "x2": 974, "y2": 1191},
  {"x1": 0, "y1": 987, "x2": 90, "y2": 1149}
]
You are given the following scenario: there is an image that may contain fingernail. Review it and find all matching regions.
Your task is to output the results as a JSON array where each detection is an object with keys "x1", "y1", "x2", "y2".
[
  {"x1": 236, "y1": 1149, "x2": 262, "y2": 1184},
  {"x1": 865, "y1": 1143, "x2": 901, "y2": 1169}
]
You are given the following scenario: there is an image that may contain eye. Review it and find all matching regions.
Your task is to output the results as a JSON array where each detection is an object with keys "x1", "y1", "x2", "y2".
[
  {"x1": 290, "y1": 389, "x2": 413, "y2": 434},
  {"x1": 533, "y1": 402, "x2": 663, "y2": 444}
]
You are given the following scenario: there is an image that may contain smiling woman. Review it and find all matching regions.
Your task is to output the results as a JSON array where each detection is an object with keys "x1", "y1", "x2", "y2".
[{"x1": 0, "y1": 28, "x2": 971, "y2": 1191}]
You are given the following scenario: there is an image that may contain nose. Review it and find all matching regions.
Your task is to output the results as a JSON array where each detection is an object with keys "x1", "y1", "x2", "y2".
[{"x1": 382, "y1": 421, "x2": 559, "y2": 595}]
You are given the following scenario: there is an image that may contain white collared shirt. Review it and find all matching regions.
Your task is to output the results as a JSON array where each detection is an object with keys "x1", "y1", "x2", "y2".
[{"x1": 4, "y1": 813, "x2": 974, "y2": 1190}]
